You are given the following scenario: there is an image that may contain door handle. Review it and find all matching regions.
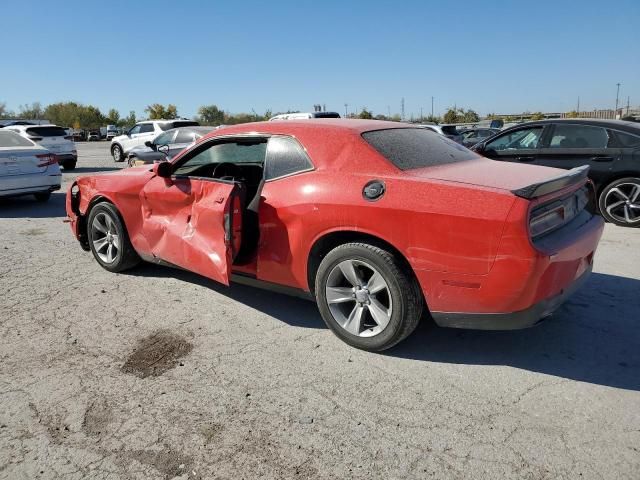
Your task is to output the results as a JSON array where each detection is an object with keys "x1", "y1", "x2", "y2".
[
  {"x1": 590, "y1": 156, "x2": 613, "y2": 162},
  {"x1": 516, "y1": 156, "x2": 535, "y2": 162}
]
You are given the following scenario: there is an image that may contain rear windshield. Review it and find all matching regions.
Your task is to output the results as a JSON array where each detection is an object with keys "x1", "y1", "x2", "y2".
[
  {"x1": 362, "y1": 128, "x2": 477, "y2": 170},
  {"x1": 158, "y1": 121, "x2": 200, "y2": 131},
  {"x1": 313, "y1": 112, "x2": 341, "y2": 118},
  {"x1": 440, "y1": 126, "x2": 460, "y2": 135},
  {"x1": 26, "y1": 126, "x2": 67, "y2": 137},
  {"x1": 0, "y1": 131, "x2": 35, "y2": 147}
]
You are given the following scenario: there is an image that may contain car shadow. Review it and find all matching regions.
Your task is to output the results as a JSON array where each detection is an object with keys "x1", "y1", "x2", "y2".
[
  {"x1": 391, "y1": 272, "x2": 640, "y2": 391},
  {"x1": 125, "y1": 265, "x2": 639, "y2": 391},
  {"x1": 128, "y1": 263, "x2": 325, "y2": 330},
  {"x1": 0, "y1": 192, "x2": 67, "y2": 218}
]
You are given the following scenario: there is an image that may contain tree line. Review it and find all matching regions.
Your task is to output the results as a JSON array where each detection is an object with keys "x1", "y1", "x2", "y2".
[{"x1": 1, "y1": 100, "x2": 486, "y2": 128}]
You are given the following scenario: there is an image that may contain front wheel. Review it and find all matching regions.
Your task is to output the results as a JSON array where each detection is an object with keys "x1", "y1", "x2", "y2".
[
  {"x1": 112, "y1": 144, "x2": 124, "y2": 163},
  {"x1": 315, "y1": 243, "x2": 423, "y2": 351},
  {"x1": 598, "y1": 177, "x2": 640, "y2": 227},
  {"x1": 87, "y1": 203, "x2": 140, "y2": 272}
]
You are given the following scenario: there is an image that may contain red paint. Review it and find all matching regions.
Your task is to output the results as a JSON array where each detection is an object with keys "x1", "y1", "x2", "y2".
[{"x1": 66, "y1": 120, "x2": 604, "y2": 319}]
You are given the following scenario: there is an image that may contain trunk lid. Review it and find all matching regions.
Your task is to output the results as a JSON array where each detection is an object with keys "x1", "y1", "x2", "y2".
[
  {"x1": 404, "y1": 158, "x2": 572, "y2": 193},
  {"x1": 0, "y1": 147, "x2": 50, "y2": 176}
]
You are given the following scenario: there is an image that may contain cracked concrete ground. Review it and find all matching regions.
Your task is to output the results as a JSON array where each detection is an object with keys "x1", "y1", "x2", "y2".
[{"x1": 1, "y1": 142, "x2": 639, "y2": 480}]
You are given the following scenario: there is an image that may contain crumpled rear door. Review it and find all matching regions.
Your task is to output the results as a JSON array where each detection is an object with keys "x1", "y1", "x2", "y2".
[{"x1": 140, "y1": 176, "x2": 239, "y2": 285}]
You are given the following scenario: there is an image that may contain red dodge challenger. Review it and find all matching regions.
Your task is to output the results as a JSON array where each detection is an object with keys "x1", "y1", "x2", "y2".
[{"x1": 66, "y1": 120, "x2": 604, "y2": 351}]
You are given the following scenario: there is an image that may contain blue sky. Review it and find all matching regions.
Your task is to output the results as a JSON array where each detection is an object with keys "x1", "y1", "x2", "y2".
[{"x1": 2, "y1": 0, "x2": 638, "y2": 119}]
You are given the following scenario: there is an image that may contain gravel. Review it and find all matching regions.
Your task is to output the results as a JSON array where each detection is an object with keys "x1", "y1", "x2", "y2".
[{"x1": 0, "y1": 142, "x2": 638, "y2": 479}]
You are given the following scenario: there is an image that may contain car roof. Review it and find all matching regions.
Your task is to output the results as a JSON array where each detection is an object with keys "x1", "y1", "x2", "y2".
[
  {"x1": 209, "y1": 119, "x2": 418, "y2": 136},
  {"x1": 507, "y1": 118, "x2": 640, "y2": 133}
]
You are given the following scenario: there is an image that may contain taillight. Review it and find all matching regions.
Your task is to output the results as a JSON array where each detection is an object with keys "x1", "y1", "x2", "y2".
[
  {"x1": 529, "y1": 186, "x2": 590, "y2": 239},
  {"x1": 36, "y1": 153, "x2": 58, "y2": 167}
]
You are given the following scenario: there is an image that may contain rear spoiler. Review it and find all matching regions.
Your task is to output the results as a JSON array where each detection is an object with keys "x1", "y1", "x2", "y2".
[{"x1": 512, "y1": 165, "x2": 590, "y2": 199}]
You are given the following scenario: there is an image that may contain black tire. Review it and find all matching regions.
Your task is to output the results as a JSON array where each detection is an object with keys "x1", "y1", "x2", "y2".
[
  {"x1": 112, "y1": 144, "x2": 124, "y2": 163},
  {"x1": 33, "y1": 192, "x2": 51, "y2": 202},
  {"x1": 315, "y1": 242, "x2": 423, "y2": 351},
  {"x1": 127, "y1": 155, "x2": 137, "y2": 168},
  {"x1": 598, "y1": 177, "x2": 640, "y2": 227},
  {"x1": 87, "y1": 202, "x2": 141, "y2": 272},
  {"x1": 63, "y1": 161, "x2": 76, "y2": 170}
]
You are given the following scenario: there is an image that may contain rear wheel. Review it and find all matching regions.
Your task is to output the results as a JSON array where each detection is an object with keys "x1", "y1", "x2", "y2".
[
  {"x1": 315, "y1": 242, "x2": 423, "y2": 351},
  {"x1": 87, "y1": 203, "x2": 140, "y2": 272},
  {"x1": 599, "y1": 177, "x2": 640, "y2": 227},
  {"x1": 63, "y1": 161, "x2": 76, "y2": 170},
  {"x1": 112, "y1": 144, "x2": 124, "y2": 163},
  {"x1": 34, "y1": 192, "x2": 51, "y2": 202}
]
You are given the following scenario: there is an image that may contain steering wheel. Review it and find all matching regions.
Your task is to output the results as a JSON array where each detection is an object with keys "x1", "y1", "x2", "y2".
[{"x1": 212, "y1": 162, "x2": 239, "y2": 180}]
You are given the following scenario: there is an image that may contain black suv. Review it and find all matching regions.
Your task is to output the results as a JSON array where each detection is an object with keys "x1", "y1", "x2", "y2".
[{"x1": 472, "y1": 119, "x2": 640, "y2": 227}]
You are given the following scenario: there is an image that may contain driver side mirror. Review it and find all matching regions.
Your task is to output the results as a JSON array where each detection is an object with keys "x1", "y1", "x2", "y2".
[
  {"x1": 145, "y1": 140, "x2": 154, "y2": 148},
  {"x1": 157, "y1": 144, "x2": 169, "y2": 154},
  {"x1": 153, "y1": 161, "x2": 172, "y2": 179}
]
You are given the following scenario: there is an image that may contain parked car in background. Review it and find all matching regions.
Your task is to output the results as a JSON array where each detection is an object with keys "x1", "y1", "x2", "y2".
[
  {"x1": 460, "y1": 128, "x2": 501, "y2": 148},
  {"x1": 110, "y1": 119, "x2": 200, "y2": 162},
  {"x1": 67, "y1": 120, "x2": 602, "y2": 351},
  {"x1": 417, "y1": 124, "x2": 464, "y2": 143},
  {"x1": 472, "y1": 119, "x2": 640, "y2": 227},
  {"x1": 87, "y1": 131, "x2": 100, "y2": 141},
  {"x1": 269, "y1": 112, "x2": 341, "y2": 121},
  {"x1": 0, "y1": 130, "x2": 61, "y2": 201},
  {"x1": 106, "y1": 125, "x2": 118, "y2": 140},
  {"x1": 5, "y1": 124, "x2": 78, "y2": 170},
  {"x1": 127, "y1": 126, "x2": 216, "y2": 167}
]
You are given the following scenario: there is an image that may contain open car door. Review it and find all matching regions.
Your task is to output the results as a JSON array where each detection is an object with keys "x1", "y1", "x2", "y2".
[{"x1": 139, "y1": 175, "x2": 243, "y2": 286}]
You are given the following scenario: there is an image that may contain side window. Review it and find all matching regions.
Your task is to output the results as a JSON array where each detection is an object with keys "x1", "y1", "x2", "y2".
[
  {"x1": 463, "y1": 131, "x2": 478, "y2": 139},
  {"x1": 153, "y1": 131, "x2": 175, "y2": 146},
  {"x1": 486, "y1": 126, "x2": 544, "y2": 151},
  {"x1": 611, "y1": 130, "x2": 640, "y2": 148},
  {"x1": 175, "y1": 130, "x2": 196, "y2": 144},
  {"x1": 549, "y1": 124, "x2": 608, "y2": 148},
  {"x1": 139, "y1": 124, "x2": 155, "y2": 134},
  {"x1": 265, "y1": 136, "x2": 313, "y2": 180},
  {"x1": 174, "y1": 139, "x2": 267, "y2": 176},
  {"x1": 128, "y1": 125, "x2": 142, "y2": 135}
]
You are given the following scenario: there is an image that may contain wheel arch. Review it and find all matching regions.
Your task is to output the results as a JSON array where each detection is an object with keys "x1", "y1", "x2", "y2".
[
  {"x1": 596, "y1": 172, "x2": 640, "y2": 196},
  {"x1": 306, "y1": 230, "x2": 418, "y2": 295}
]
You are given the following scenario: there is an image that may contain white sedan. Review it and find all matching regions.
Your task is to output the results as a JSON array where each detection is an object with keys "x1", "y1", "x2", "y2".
[{"x1": 0, "y1": 130, "x2": 61, "y2": 202}]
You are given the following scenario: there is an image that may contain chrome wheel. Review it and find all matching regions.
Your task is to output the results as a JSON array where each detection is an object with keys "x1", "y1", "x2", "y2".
[
  {"x1": 91, "y1": 212, "x2": 120, "y2": 264},
  {"x1": 604, "y1": 182, "x2": 640, "y2": 225},
  {"x1": 325, "y1": 259, "x2": 393, "y2": 337}
]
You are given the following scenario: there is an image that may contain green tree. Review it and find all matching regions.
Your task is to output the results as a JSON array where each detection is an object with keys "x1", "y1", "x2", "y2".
[
  {"x1": 391, "y1": 114, "x2": 401, "y2": 122},
  {"x1": 107, "y1": 108, "x2": 120, "y2": 124},
  {"x1": 44, "y1": 102, "x2": 105, "y2": 128},
  {"x1": 121, "y1": 111, "x2": 137, "y2": 128},
  {"x1": 443, "y1": 108, "x2": 460, "y2": 124},
  {"x1": 0, "y1": 102, "x2": 14, "y2": 119},
  {"x1": 145, "y1": 104, "x2": 178, "y2": 120},
  {"x1": 19, "y1": 102, "x2": 44, "y2": 119},
  {"x1": 358, "y1": 108, "x2": 373, "y2": 119},
  {"x1": 197, "y1": 104, "x2": 225, "y2": 125},
  {"x1": 424, "y1": 114, "x2": 441, "y2": 124},
  {"x1": 565, "y1": 110, "x2": 579, "y2": 118},
  {"x1": 462, "y1": 109, "x2": 480, "y2": 123}
]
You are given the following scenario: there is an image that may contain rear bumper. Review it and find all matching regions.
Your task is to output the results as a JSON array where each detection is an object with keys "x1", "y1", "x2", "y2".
[
  {"x1": 0, "y1": 172, "x2": 61, "y2": 197},
  {"x1": 56, "y1": 153, "x2": 77, "y2": 163},
  {"x1": 432, "y1": 263, "x2": 592, "y2": 329},
  {"x1": 421, "y1": 213, "x2": 604, "y2": 330}
]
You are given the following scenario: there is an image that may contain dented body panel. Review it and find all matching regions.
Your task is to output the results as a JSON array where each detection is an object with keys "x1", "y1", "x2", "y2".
[{"x1": 66, "y1": 119, "x2": 604, "y2": 327}]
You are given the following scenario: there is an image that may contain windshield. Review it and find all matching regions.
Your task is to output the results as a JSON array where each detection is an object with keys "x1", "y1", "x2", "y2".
[{"x1": 362, "y1": 128, "x2": 477, "y2": 170}]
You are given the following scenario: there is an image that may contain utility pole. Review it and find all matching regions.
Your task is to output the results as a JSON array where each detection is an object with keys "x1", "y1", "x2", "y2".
[
  {"x1": 344, "y1": 103, "x2": 348, "y2": 117},
  {"x1": 431, "y1": 96, "x2": 434, "y2": 117},
  {"x1": 626, "y1": 96, "x2": 630, "y2": 116},
  {"x1": 577, "y1": 96, "x2": 580, "y2": 115},
  {"x1": 420, "y1": 107, "x2": 423, "y2": 121},
  {"x1": 401, "y1": 98, "x2": 405, "y2": 121},
  {"x1": 387, "y1": 105, "x2": 391, "y2": 118},
  {"x1": 615, "y1": 83, "x2": 621, "y2": 119}
]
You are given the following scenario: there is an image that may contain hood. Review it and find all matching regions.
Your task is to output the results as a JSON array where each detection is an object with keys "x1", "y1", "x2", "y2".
[{"x1": 404, "y1": 158, "x2": 567, "y2": 192}]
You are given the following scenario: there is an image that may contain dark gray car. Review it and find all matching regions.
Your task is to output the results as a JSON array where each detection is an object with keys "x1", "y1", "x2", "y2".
[
  {"x1": 127, "y1": 126, "x2": 217, "y2": 166},
  {"x1": 472, "y1": 119, "x2": 640, "y2": 227}
]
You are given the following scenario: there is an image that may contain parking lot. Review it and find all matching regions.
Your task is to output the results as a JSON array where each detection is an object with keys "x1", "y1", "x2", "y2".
[{"x1": 0, "y1": 141, "x2": 639, "y2": 479}]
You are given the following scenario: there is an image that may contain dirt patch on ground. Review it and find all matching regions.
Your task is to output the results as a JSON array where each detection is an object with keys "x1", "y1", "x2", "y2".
[
  {"x1": 121, "y1": 331, "x2": 193, "y2": 378},
  {"x1": 83, "y1": 398, "x2": 112, "y2": 436},
  {"x1": 128, "y1": 447, "x2": 199, "y2": 479},
  {"x1": 19, "y1": 228, "x2": 46, "y2": 236}
]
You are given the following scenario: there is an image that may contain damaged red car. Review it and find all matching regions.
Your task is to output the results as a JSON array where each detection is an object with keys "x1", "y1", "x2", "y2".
[{"x1": 66, "y1": 120, "x2": 604, "y2": 351}]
